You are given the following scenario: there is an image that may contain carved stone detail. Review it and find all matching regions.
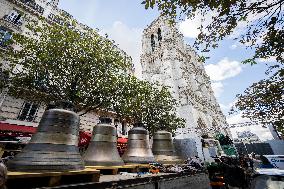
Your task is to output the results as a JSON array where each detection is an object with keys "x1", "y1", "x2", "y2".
[{"x1": 141, "y1": 16, "x2": 229, "y2": 140}]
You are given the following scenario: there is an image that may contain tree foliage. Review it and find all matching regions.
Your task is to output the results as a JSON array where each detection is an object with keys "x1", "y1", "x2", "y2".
[
  {"x1": 231, "y1": 66, "x2": 284, "y2": 137},
  {"x1": 0, "y1": 15, "x2": 131, "y2": 114},
  {"x1": 215, "y1": 133, "x2": 233, "y2": 146},
  {"x1": 112, "y1": 76, "x2": 185, "y2": 135},
  {"x1": 142, "y1": 0, "x2": 283, "y2": 64},
  {"x1": 143, "y1": 0, "x2": 284, "y2": 136},
  {"x1": 0, "y1": 15, "x2": 185, "y2": 135}
]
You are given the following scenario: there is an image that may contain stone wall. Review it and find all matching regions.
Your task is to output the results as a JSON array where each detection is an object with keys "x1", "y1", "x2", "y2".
[{"x1": 141, "y1": 16, "x2": 229, "y2": 157}]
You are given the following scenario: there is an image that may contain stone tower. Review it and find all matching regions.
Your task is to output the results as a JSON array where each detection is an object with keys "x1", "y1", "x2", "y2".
[{"x1": 141, "y1": 16, "x2": 229, "y2": 157}]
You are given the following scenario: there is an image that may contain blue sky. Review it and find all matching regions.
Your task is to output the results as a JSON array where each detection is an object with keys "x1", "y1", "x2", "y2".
[{"x1": 58, "y1": 0, "x2": 274, "y2": 140}]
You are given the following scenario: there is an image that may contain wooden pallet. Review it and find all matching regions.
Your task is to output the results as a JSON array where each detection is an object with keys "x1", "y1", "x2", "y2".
[
  {"x1": 7, "y1": 168, "x2": 100, "y2": 189},
  {"x1": 86, "y1": 164, "x2": 151, "y2": 175}
]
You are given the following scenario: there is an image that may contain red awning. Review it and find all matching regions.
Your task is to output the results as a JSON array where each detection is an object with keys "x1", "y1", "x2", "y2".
[
  {"x1": 117, "y1": 137, "x2": 128, "y2": 143},
  {"x1": 78, "y1": 131, "x2": 128, "y2": 147},
  {"x1": 0, "y1": 122, "x2": 37, "y2": 134}
]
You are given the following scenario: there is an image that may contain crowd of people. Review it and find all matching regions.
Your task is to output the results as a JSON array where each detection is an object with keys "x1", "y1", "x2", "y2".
[{"x1": 207, "y1": 154, "x2": 270, "y2": 189}]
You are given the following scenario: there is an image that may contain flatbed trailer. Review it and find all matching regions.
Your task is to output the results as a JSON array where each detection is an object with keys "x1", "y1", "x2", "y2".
[{"x1": 39, "y1": 172, "x2": 210, "y2": 189}]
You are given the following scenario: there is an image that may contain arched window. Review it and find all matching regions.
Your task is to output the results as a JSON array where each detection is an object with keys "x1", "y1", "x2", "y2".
[
  {"x1": 157, "y1": 28, "x2": 162, "y2": 41},
  {"x1": 197, "y1": 118, "x2": 207, "y2": 137},
  {"x1": 151, "y1": 34, "x2": 155, "y2": 52},
  {"x1": 212, "y1": 120, "x2": 218, "y2": 131}
]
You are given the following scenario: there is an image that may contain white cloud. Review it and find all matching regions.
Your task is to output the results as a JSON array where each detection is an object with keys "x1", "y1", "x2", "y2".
[
  {"x1": 230, "y1": 44, "x2": 237, "y2": 49},
  {"x1": 101, "y1": 21, "x2": 143, "y2": 78},
  {"x1": 229, "y1": 124, "x2": 273, "y2": 141},
  {"x1": 219, "y1": 103, "x2": 227, "y2": 110},
  {"x1": 227, "y1": 113, "x2": 250, "y2": 125},
  {"x1": 205, "y1": 58, "x2": 243, "y2": 81},
  {"x1": 211, "y1": 82, "x2": 224, "y2": 97},
  {"x1": 179, "y1": 17, "x2": 201, "y2": 39},
  {"x1": 178, "y1": 4, "x2": 267, "y2": 46},
  {"x1": 179, "y1": 12, "x2": 216, "y2": 39},
  {"x1": 229, "y1": 8, "x2": 267, "y2": 39},
  {"x1": 229, "y1": 21, "x2": 248, "y2": 39},
  {"x1": 220, "y1": 103, "x2": 230, "y2": 115},
  {"x1": 227, "y1": 113, "x2": 273, "y2": 141},
  {"x1": 258, "y1": 57, "x2": 277, "y2": 63},
  {"x1": 219, "y1": 101, "x2": 236, "y2": 114}
]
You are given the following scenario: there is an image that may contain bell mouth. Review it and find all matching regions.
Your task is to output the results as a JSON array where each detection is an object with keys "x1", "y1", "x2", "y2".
[{"x1": 7, "y1": 108, "x2": 84, "y2": 172}]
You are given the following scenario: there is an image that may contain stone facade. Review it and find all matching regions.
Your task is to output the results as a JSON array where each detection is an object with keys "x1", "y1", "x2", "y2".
[
  {"x1": 141, "y1": 16, "x2": 229, "y2": 156},
  {"x1": 0, "y1": 0, "x2": 133, "y2": 137}
]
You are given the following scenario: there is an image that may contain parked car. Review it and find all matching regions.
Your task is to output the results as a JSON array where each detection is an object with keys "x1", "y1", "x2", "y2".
[
  {"x1": 250, "y1": 169, "x2": 284, "y2": 189},
  {"x1": 264, "y1": 155, "x2": 284, "y2": 169}
]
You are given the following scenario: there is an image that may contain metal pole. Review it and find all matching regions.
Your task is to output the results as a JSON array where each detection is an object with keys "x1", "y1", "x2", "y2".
[{"x1": 0, "y1": 88, "x2": 8, "y2": 109}]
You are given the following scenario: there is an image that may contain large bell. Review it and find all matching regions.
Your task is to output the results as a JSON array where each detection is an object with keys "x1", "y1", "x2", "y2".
[
  {"x1": 8, "y1": 108, "x2": 85, "y2": 172},
  {"x1": 152, "y1": 130, "x2": 183, "y2": 164},
  {"x1": 122, "y1": 123, "x2": 155, "y2": 164},
  {"x1": 83, "y1": 118, "x2": 124, "y2": 166}
]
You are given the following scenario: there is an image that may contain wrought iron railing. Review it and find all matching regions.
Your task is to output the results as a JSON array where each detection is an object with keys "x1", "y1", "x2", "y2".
[
  {"x1": 2, "y1": 15, "x2": 23, "y2": 27},
  {"x1": 48, "y1": 13, "x2": 64, "y2": 25},
  {"x1": 15, "y1": 0, "x2": 44, "y2": 14}
]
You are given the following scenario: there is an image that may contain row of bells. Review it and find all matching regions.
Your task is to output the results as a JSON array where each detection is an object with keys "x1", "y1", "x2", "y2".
[{"x1": 8, "y1": 109, "x2": 183, "y2": 172}]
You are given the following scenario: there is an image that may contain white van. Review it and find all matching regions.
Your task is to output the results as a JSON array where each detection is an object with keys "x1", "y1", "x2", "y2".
[{"x1": 264, "y1": 155, "x2": 284, "y2": 170}]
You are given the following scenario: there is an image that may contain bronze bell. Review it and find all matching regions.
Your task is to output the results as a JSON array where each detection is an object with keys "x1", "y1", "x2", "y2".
[
  {"x1": 122, "y1": 123, "x2": 155, "y2": 164},
  {"x1": 8, "y1": 108, "x2": 85, "y2": 172},
  {"x1": 83, "y1": 118, "x2": 124, "y2": 166},
  {"x1": 152, "y1": 130, "x2": 183, "y2": 164}
]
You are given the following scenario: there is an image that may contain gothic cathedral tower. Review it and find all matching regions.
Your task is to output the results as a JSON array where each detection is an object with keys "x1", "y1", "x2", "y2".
[{"x1": 141, "y1": 16, "x2": 229, "y2": 157}]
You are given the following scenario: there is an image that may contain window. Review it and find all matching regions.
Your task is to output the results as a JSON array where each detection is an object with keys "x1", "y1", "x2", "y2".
[
  {"x1": 4, "y1": 10, "x2": 23, "y2": 26},
  {"x1": 34, "y1": 70, "x2": 49, "y2": 90},
  {"x1": 0, "y1": 27, "x2": 12, "y2": 47},
  {"x1": 121, "y1": 122, "x2": 126, "y2": 135},
  {"x1": 197, "y1": 118, "x2": 207, "y2": 135},
  {"x1": 212, "y1": 121, "x2": 218, "y2": 131},
  {"x1": 158, "y1": 28, "x2": 162, "y2": 41},
  {"x1": 0, "y1": 68, "x2": 9, "y2": 83},
  {"x1": 151, "y1": 34, "x2": 155, "y2": 52},
  {"x1": 18, "y1": 102, "x2": 39, "y2": 122}
]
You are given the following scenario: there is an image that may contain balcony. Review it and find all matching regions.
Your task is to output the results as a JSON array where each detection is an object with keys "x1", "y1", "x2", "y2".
[
  {"x1": 0, "y1": 15, "x2": 22, "y2": 32},
  {"x1": 2, "y1": 15, "x2": 23, "y2": 27},
  {"x1": 18, "y1": 0, "x2": 44, "y2": 14},
  {"x1": 48, "y1": 13, "x2": 65, "y2": 26},
  {"x1": 8, "y1": 0, "x2": 44, "y2": 15}
]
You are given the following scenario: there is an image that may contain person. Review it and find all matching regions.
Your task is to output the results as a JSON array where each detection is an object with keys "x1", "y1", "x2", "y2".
[
  {"x1": 0, "y1": 160, "x2": 7, "y2": 189},
  {"x1": 249, "y1": 157, "x2": 254, "y2": 169},
  {"x1": 222, "y1": 157, "x2": 247, "y2": 189},
  {"x1": 239, "y1": 156, "x2": 248, "y2": 169}
]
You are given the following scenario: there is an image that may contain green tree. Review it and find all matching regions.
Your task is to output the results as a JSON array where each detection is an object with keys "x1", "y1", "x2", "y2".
[
  {"x1": 112, "y1": 76, "x2": 185, "y2": 135},
  {"x1": 230, "y1": 66, "x2": 284, "y2": 137},
  {"x1": 0, "y1": 15, "x2": 131, "y2": 114},
  {"x1": 142, "y1": 0, "x2": 284, "y2": 64},
  {"x1": 0, "y1": 14, "x2": 184, "y2": 135},
  {"x1": 143, "y1": 0, "x2": 284, "y2": 136}
]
